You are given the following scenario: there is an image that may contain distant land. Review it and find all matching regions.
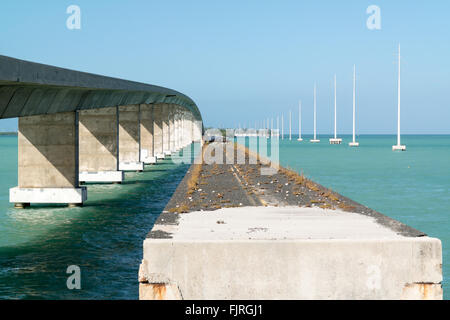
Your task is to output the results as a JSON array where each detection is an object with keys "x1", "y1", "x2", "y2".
[{"x1": 0, "y1": 132, "x2": 17, "y2": 136}]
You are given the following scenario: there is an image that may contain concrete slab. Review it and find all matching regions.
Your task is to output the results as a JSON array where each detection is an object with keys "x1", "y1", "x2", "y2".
[
  {"x1": 156, "y1": 153, "x2": 165, "y2": 160},
  {"x1": 141, "y1": 206, "x2": 443, "y2": 300},
  {"x1": 141, "y1": 149, "x2": 157, "y2": 164},
  {"x1": 142, "y1": 156, "x2": 157, "y2": 165},
  {"x1": 151, "y1": 206, "x2": 405, "y2": 241},
  {"x1": 79, "y1": 171, "x2": 123, "y2": 183},
  {"x1": 119, "y1": 161, "x2": 144, "y2": 171},
  {"x1": 10, "y1": 186, "x2": 87, "y2": 204}
]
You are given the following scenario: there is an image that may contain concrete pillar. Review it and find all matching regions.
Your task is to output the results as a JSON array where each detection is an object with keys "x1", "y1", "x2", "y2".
[
  {"x1": 118, "y1": 105, "x2": 144, "y2": 171},
  {"x1": 78, "y1": 107, "x2": 123, "y2": 183},
  {"x1": 183, "y1": 113, "x2": 192, "y2": 147},
  {"x1": 9, "y1": 112, "x2": 87, "y2": 207},
  {"x1": 188, "y1": 113, "x2": 194, "y2": 143},
  {"x1": 169, "y1": 107, "x2": 176, "y2": 153},
  {"x1": 140, "y1": 104, "x2": 157, "y2": 164},
  {"x1": 193, "y1": 117, "x2": 203, "y2": 142},
  {"x1": 162, "y1": 104, "x2": 171, "y2": 157},
  {"x1": 153, "y1": 104, "x2": 164, "y2": 159},
  {"x1": 175, "y1": 107, "x2": 182, "y2": 151}
]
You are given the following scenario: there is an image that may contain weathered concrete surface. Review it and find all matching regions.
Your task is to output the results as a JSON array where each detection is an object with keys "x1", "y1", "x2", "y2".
[
  {"x1": 119, "y1": 162, "x2": 144, "y2": 171},
  {"x1": 79, "y1": 107, "x2": 120, "y2": 180},
  {"x1": 10, "y1": 187, "x2": 87, "y2": 204},
  {"x1": 193, "y1": 120, "x2": 202, "y2": 143},
  {"x1": 118, "y1": 105, "x2": 142, "y2": 169},
  {"x1": 140, "y1": 104, "x2": 154, "y2": 163},
  {"x1": 0, "y1": 55, "x2": 202, "y2": 123},
  {"x1": 151, "y1": 206, "x2": 407, "y2": 241},
  {"x1": 153, "y1": 104, "x2": 164, "y2": 158},
  {"x1": 17, "y1": 112, "x2": 78, "y2": 188},
  {"x1": 162, "y1": 104, "x2": 170, "y2": 154},
  {"x1": 10, "y1": 112, "x2": 87, "y2": 205},
  {"x1": 169, "y1": 108, "x2": 176, "y2": 152},
  {"x1": 79, "y1": 171, "x2": 123, "y2": 183},
  {"x1": 139, "y1": 143, "x2": 442, "y2": 300},
  {"x1": 141, "y1": 222, "x2": 442, "y2": 300},
  {"x1": 174, "y1": 110, "x2": 181, "y2": 151}
]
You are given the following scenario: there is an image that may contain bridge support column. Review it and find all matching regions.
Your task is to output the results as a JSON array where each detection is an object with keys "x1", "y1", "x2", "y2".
[
  {"x1": 175, "y1": 107, "x2": 183, "y2": 150},
  {"x1": 169, "y1": 107, "x2": 176, "y2": 153},
  {"x1": 162, "y1": 104, "x2": 171, "y2": 157},
  {"x1": 153, "y1": 104, "x2": 164, "y2": 160},
  {"x1": 140, "y1": 104, "x2": 156, "y2": 164},
  {"x1": 183, "y1": 113, "x2": 193, "y2": 147},
  {"x1": 9, "y1": 112, "x2": 87, "y2": 207},
  {"x1": 193, "y1": 117, "x2": 203, "y2": 142},
  {"x1": 118, "y1": 105, "x2": 144, "y2": 171},
  {"x1": 180, "y1": 115, "x2": 186, "y2": 148},
  {"x1": 78, "y1": 107, "x2": 123, "y2": 183}
]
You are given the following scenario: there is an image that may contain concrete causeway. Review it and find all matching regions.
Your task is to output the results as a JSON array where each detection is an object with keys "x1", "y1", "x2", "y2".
[{"x1": 139, "y1": 142, "x2": 443, "y2": 300}]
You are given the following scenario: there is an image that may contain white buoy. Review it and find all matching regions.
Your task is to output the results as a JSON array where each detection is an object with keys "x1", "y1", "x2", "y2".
[
  {"x1": 330, "y1": 74, "x2": 342, "y2": 145},
  {"x1": 297, "y1": 100, "x2": 303, "y2": 141},
  {"x1": 310, "y1": 84, "x2": 320, "y2": 143},
  {"x1": 393, "y1": 44, "x2": 406, "y2": 151},
  {"x1": 349, "y1": 65, "x2": 359, "y2": 147}
]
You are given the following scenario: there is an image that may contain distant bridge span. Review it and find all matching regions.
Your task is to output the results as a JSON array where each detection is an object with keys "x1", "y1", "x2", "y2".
[{"x1": 0, "y1": 55, "x2": 203, "y2": 207}]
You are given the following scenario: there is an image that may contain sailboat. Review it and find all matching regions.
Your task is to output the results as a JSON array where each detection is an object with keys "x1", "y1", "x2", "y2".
[
  {"x1": 297, "y1": 100, "x2": 303, "y2": 141},
  {"x1": 392, "y1": 44, "x2": 406, "y2": 151},
  {"x1": 310, "y1": 84, "x2": 320, "y2": 143},
  {"x1": 349, "y1": 65, "x2": 359, "y2": 147},
  {"x1": 329, "y1": 74, "x2": 342, "y2": 144}
]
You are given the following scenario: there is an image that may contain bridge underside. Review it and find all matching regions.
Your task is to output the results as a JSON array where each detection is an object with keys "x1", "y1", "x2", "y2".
[{"x1": 0, "y1": 55, "x2": 203, "y2": 207}]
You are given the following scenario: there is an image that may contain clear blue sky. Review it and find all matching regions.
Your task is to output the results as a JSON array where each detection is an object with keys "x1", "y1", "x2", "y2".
[{"x1": 0, "y1": 0, "x2": 449, "y2": 134}]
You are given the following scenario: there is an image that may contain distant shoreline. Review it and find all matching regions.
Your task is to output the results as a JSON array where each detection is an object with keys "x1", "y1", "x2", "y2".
[{"x1": 0, "y1": 132, "x2": 18, "y2": 136}]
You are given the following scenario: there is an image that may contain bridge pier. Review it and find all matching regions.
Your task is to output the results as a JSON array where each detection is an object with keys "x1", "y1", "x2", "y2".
[
  {"x1": 78, "y1": 107, "x2": 123, "y2": 183},
  {"x1": 169, "y1": 108, "x2": 176, "y2": 153},
  {"x1": 153, "y1": 104, "x2": 165, "y2": 160},
  {"x1": 183, "y1": 113, "x2": 193, "y2": 147},
  {"x1": 162, "y1": 104, "x2": 171, "y2": 157},
  {"x1": 140, "y1": 104, "x2": 157, "y2": 164},
  {"x1": 118, "y1": 105, "x2": 144, "y2": 172},
  {"x1": 9, "y1": 112, "x2": 87, "y2": 207},
  {"x1": 175, "y1": 109, "x2": 181, "y2": 151}
]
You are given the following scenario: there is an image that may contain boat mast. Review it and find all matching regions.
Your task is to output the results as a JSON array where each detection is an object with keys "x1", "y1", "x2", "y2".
[
  {"x1": 352, "y1": 65, "x2": 356, "y2": 143},
  {"x1": 314, "y1": 84, "x2": 317, "y2": 141},
  {"x1": 397, "y1": 44, "x2": 401, "y2": 146},
  {"x1": 334, "y1": 74, "x2": 337, "y2": 139},
  {"x1": 299, "y1": 100, "x2": 302, "y2": 140}
]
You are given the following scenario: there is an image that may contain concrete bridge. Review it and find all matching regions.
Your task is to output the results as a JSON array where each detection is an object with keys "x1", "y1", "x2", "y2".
[{"x1": 0, "y1": 55, "x2": 203, "y2": 208}]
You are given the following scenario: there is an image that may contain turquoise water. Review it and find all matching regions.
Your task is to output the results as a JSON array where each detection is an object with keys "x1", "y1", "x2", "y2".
[
  {"x1": 275, "y1": 134, "x2": 449, "y2": 298},
  {"x1": 0, "y1": 136, "x2": 196, "y2": 299}
]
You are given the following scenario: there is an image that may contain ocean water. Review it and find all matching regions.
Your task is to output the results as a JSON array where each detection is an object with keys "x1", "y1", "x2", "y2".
[
  {"x1": 275, "y1": 134, "x2": 449, "y2": 298},
  {"x1": 0, "y1": 135, "x2": 448, "y2": 299},
  {"x1": 0, "y1": 135, "x2": 196, "y2": 299}
]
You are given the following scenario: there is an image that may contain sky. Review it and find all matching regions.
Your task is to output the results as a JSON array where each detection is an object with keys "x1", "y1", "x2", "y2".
[{"x1": 0, "y1": 0, "x2": 449, "y2": 134}]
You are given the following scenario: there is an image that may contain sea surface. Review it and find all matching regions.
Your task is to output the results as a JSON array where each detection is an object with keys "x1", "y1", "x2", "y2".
[
  {"x1": 0, "y1": 135, "x2": 196, "y2": 299},
  {"x1": 277, "y1": 134, "x2": 449, "y2": 298},
  {"x1": 0, "y1": 134, "x2": 448, "y2": 299}
]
